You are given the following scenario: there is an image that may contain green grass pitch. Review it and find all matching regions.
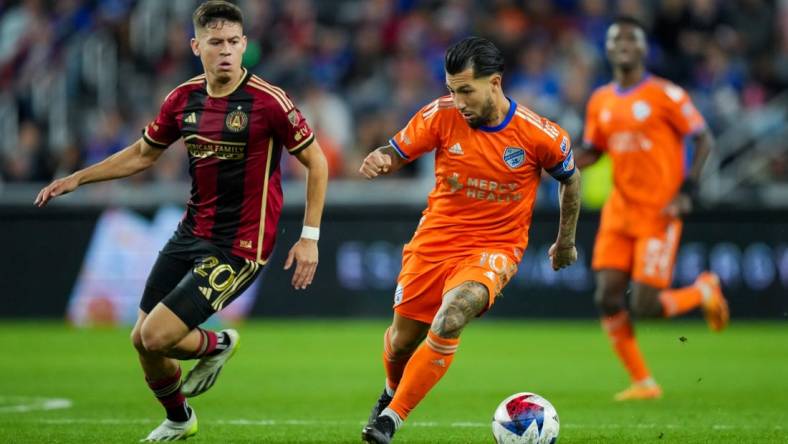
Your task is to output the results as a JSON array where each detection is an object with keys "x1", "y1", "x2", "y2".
[{"x1": 0, "y1": 320, "x2": 786, "y2": 443}]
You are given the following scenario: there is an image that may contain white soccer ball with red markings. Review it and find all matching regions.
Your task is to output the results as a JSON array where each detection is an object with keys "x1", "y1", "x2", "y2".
[{"x1": 491, "y1": 392, "x2": 559, "y2": 444}]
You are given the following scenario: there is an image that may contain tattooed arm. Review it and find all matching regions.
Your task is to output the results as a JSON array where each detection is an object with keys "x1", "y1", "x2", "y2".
[{"x1": 549, "y1": 170, "x2": 581, "y2": 270}]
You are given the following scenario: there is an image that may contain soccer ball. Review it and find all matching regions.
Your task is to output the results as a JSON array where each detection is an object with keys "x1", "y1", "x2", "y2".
[{"x1": 491, "y1": 392, "x2": 559, "y2": 444}]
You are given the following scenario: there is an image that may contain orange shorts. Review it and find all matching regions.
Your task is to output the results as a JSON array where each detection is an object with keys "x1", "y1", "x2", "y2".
[
  {"x1": 591, "y1": 218, "x2": 683, "y2": 289},
  {"x1": 393, "y1": 250, "x2": 518, "y2": 324}
]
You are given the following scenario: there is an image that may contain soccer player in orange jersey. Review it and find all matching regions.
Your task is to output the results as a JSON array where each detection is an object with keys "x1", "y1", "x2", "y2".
[
  {"x1": 358, "y1": 37, "x2": 581, "y2": 443},
  {"x1": 577, "y1": 17, "x2": 729, "y2": 401}
]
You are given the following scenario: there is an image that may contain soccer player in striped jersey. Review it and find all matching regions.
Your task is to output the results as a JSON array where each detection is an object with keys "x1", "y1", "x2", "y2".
[
  {"x1": 35, "y1": 1, "x2": 328, "y2": 441},
  {"x1": 358, "y1": 37, "x2": 581, "y2": 443},
  {"x1": 577, "y1": 16, "x2": 728, "y2": 401}
]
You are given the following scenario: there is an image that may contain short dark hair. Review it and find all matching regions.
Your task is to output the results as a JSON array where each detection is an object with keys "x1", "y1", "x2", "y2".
[
  {"x1": 193, "y1": 1, "x2": 243, "y2": 30},
  {"x1": 611, "y1": 15, "x2": 646, "y2": 33},
  {"x1": 444, "y1": 37, "x2": 505, "y2": 78}
]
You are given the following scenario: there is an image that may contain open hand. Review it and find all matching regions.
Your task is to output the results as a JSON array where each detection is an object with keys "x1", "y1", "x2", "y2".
[
  {"x1": 34, "y1": 176, "x2": 79, "y2": 207},
  {"x1": 283, "y1": 239, "x2": 318, "y2": 290}
]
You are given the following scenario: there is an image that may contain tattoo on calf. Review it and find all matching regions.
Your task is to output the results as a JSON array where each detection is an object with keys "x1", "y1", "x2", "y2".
[{"x1": 432, "y1": 282, "x2": 489, "y2": 338}]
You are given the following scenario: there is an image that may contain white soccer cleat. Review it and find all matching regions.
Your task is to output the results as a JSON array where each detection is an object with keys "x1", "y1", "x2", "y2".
[
  {"x1": 140, "y1": 409, "x2": 198, "y2": 442},
  {"x1": 181, "y1": 329, "x2": 240, "y2": 397}
]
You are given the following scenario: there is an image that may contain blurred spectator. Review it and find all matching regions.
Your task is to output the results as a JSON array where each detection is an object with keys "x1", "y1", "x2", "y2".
[
  {"x1": 2, "y1": 120, "x2": 52, "y2": 182},
  {"x1": 0, "y1": 0, "x2": 785, "y2": 198}
]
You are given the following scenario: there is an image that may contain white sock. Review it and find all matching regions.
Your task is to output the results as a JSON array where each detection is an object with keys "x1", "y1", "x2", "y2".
[
  {"x1": 381, "y1": 407, "x2": 403, "y2": 430},
  {"x1": 636, "y1": 377, "x2": 658, "y2": 387},
  {"x1": 384, "y1": 382, "x2": 395, "y2": 397}
]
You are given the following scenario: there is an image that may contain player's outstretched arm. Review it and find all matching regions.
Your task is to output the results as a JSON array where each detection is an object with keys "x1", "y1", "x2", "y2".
[
  {"x1": 549, "y1": 171, "x2": 581, "y2": 271},
  {"x1": 358, "y1": 145, "x2": 408, "y2": 179},
  {"x1": 284, "y1": 140, "x2": 328, "y2": 290},
  {"x1": 34, "y1": 138, "x2": 164, "y2": 207}
]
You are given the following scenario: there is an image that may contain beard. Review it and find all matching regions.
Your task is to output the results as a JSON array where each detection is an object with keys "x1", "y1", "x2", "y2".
[{"x1": 466, "y1": 96, "x2": 498, "y2": 129}]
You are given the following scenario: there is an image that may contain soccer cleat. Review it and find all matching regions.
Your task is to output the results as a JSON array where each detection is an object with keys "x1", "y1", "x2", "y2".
[
  {"x1": 182, "y1": 329, "x2": 240, "y2": 398},
  {"x1": 140, "y1": 409, "x2": 198, "y2": 441},
  {"x1": 696, "y1": 272, "x2": 729, "y2": 332},
  {"x1": 362, "y1": 415, "x2": 396, "y2": 444},
  {"x1": 366, "y1": 388, "x2": 393, "y2": 425},
  {"x1": 614, "y1": 383, "x2": 663, "y2": 401}
]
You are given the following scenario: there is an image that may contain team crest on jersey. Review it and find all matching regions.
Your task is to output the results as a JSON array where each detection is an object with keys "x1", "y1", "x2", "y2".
[
  {"x1": 287, "y1": 110, "x2": 299, "y2": 126},
  {"x1": 225, "y1": 108, "x2": 248, "y2": 132},
  {"x1": 503, "y1": 147, "x2": 525, "y2": 169},
  {"x1": 632, "y1": 100, "x2": 651, "y2": 121}
]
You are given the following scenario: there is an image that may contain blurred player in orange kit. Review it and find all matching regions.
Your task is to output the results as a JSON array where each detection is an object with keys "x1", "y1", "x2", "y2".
[
  {"x1": 577, "y1": 16, "x2": 729, "y2": 401},
  {"x1": 358, "y1": 37, "x2": 581, "y2": 443}
]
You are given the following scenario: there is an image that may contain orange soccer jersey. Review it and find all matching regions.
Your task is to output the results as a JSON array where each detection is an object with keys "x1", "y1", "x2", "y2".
[
  {"x1": 391, "y1": 96, "x2": 575, "y2": 263},
  {"x1": 583, "y1": 75, "x2": 706, "y2": 237},
  {"x1": 584, "y1": 75, "x2": 706, "y2": 287},
  {"x1": 389, "y1": 96, "x2": 575, "y2": 321}
]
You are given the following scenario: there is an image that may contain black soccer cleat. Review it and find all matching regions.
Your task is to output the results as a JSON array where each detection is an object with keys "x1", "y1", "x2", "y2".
[
  {"x1": 361, "y1": 415, "x2": 395, "y2": 444},
  {"x1": 366, "y1": 388, "x2": 393, "y2": 425}
]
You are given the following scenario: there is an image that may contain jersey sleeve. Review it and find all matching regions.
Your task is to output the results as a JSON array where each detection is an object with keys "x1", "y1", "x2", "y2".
[
  {"x1": 142, "y1": 89, "x2": 183, "y2": 149},
  {"x1": 270, "y1": 94, "x2": 315, "y2": 156},
  {"x1": 540, "y1": 126, "x2": 576, "y2": 182},
  {"x1": 388, "y1": 102, "x2": 441, "y2": 161},
  {"x1": 661, "y1": 82, "x2": 706, "y2": 136},
  {"x1": 582, "y1": 91, "x2": 606, "y2": 152}
]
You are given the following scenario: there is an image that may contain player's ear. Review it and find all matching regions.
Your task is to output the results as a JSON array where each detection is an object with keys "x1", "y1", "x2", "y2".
[
  {"x1": 241, "y1": 35, "x2": 248, "y2": 53},
  {"x1": 191, "y1": 37, "x2": 200, "y2": 56},
  {"x1": 489, "y1": 73, "x2": 502, "y2": 92}
]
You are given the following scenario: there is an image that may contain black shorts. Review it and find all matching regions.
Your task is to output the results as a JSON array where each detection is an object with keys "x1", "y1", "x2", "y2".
[{"x1": 141, "y1": 231, "x2": 263, "y2": 329}]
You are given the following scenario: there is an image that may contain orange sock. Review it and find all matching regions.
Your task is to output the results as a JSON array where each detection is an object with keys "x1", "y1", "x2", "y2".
[
  {"x1": 659, "y1": 286, "x2": 703, "y2": 317},
  {"x1": 383, "y1": 327, "x2": 414, "y2": 391},
  {"x1": 387, "y1": 331, "x2": 459, "y2": 420},
  {"x1": 602, "y1": 311, "x2": 651, "y2": 383}
]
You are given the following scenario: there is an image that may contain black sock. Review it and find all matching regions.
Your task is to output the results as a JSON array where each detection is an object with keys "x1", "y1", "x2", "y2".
[{"x1": 166, "y1": 404, "x2": 191, "y2": 423}]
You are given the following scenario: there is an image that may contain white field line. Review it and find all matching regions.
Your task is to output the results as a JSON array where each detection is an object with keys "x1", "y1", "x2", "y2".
[
  {"x1": 30, "y1": 418, "x2": 784, "y2": 431},
  {"x1": 0, "y1": 397, "x2": 72, "y2": 413}
]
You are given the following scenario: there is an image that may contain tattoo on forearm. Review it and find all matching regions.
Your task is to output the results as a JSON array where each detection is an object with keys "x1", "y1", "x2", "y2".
[
  {"x1": 432, "y1": 282, "x2": 489, "y2": 338},
  {"x1": 557, "y1": 175, "x2": 581, "y2": 245}
]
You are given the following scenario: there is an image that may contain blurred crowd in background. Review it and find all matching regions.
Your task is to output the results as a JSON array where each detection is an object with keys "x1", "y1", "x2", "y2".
[{"x1": 1, "y1": 0, "x2": 786, "y2": 199}]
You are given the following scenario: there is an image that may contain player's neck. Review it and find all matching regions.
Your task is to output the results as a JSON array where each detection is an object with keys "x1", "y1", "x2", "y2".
[
  {"x1": 206, "y1": 68, "x2": 246, "y2": 97},
  {"x1": 489, "y1": 92, "x2": 510, "y2": 127},
  {"x1": 614, "y1": 66, "x2": 646, "y2": 90}
]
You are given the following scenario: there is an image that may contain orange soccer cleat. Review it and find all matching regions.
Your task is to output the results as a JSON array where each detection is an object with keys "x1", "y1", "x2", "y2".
[
  {"x1": 696, "y1": 272, "x2": 729, "y2": 332},
  {"x1": 614, "y1": 382, "x2": 663, "y2": 401}
]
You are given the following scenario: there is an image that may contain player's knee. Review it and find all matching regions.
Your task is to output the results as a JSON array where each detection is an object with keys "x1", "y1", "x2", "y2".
[
  {"x1": 433, "y1": 282, "x2": 488, "y2": 337},
  {"x1": 130, "y1": 328, "x2": 146, "y2": 354},
  {"x1": 139, "y1": 324, "x2": 175, "y2": 355},
  {"x1": 594, "y1": 288, "x2": 623, "y2": 316},
  {"x1": 629, "y1": 290, "x2": 663, "y2": 319},
  {"x1": 388, "y1": 328, "x2": 422, "y2": 356}
]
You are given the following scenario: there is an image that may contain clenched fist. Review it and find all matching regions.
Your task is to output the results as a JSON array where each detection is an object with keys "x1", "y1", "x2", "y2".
[
  {"x1": 359, "y1": 150, "x2": 393, "y2": 179},
  {"x1": 548, "y1": 242, "x2": 577, "y2": 271}
]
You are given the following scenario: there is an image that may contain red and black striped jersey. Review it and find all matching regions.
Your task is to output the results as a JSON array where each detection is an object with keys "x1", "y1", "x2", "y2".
[{"x1": 142, "y1": 69, "x2": 314, "y2": 264}]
